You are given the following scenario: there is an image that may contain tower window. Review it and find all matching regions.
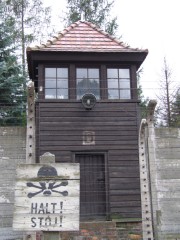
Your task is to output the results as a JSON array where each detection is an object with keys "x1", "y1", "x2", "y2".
[
  {"x1": 45, "y1": 67, "x2": 69, "y2": 99},
  {"x1": 76, "y1": 68, "x2": 100, "y2": 99},
  {"x1": 107, "y1": 68, "x2": 131, "y2": 99}
]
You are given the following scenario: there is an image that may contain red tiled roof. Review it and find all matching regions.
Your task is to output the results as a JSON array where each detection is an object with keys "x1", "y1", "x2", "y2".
[{"x1": 27, "y1": 21, "x2": 147, "y2": 53}]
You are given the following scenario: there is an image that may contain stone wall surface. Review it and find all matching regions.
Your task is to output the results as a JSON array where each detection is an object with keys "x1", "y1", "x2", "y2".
[
  {"x1": 1, "y1": 126, "x2": 180, "y2": 240},
  {"x1": 150, "y1": 128, "x2": 180, "y2": 240},
  {"x1": 0, "y1": 127, "x2": 26, "y2": 240}
]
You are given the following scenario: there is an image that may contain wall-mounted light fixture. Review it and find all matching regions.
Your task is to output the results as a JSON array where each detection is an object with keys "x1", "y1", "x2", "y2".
[{"x1": 81, "y1": 93, "x2": 96, "y2": 110}]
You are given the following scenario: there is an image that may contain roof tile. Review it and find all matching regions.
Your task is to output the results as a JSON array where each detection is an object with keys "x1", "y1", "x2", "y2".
[{"x1": 27, "y1": 21, "x2": 147, "y2": 53}]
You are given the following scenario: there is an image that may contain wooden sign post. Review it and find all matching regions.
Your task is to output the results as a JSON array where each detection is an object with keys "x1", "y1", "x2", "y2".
[{"x1": 13, "y1": 154, "x2": 80, "y2": 239}]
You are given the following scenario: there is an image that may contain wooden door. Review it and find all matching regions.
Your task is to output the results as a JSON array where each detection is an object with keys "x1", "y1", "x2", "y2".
[{"x1": 75, "y1": 154, "x2": 106, "y2": 221}]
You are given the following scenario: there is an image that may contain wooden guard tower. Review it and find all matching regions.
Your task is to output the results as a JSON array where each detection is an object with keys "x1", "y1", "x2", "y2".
[{"x1": 27, "y1": 21, "x2": 148, "y2": 221}]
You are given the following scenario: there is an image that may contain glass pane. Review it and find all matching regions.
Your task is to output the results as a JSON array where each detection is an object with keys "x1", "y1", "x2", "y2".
[
  {"x1": 77, "y1": 78, "x2": 87, "y2": 89},
  {"x1": 120, "y1": 89, "x2": 131, "y2": 99},
  {"x1": 76, "y1": 89, "x2": 87, "y2": 100},
  {"x1": 45, "y1": 79, "x2": 56, "y2": 88},
  {"x1": 119, "y1": 69, "x2": 130, "y2": 78},
  {"x1": 120, "y1": 79, "x2": 130, "y2": 89},
  {"x1": 107, "y1": 69, "x2": 118, "y2": 78},
  {"x1": 57, "y1": 79, "x2": 68, "y2": 88},
  {"x1": 107, "y1": 78, "x2": 118, "y2": 89},
  {"x1": 45, "y1": 89, "x2": 56, "y2": 99},
  {"x1": 89, "y1": 78, "x2": 99, "y2": 88},
  {"x1": 45, "y1": 68, "x2": 56, "y2": 77},
  {"x1": 76, "y1": 68, "x2": 100, "y2": 99},
  {"x1": 77, "y1": 68, "x2": 87, "y2": 78},
  {"x1": 91, "y1": 89, "x2": 100, "y2": 99},
  {"x1": 57, "y1": 68, "x2": 68, "y2": 78},
  {"x1": 76, "y1": 78, "x2": 87, "y2": 99},
  {"x1": 89, "y1": 79, "x2": 100, "y2": 99},
  {"x1": 88, "y1": 69, "x2": 99, "y2": 78},
  {"x1": 57, "y1": 89, "x2": 68, "y2": 99},
  {"x1": 108, "y1": 89, "x2": 119, "y2": 99}
]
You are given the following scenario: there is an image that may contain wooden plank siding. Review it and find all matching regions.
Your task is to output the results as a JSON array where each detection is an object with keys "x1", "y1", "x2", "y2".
[{"x1": 35, "y1": 100, "x2": 141, "y2": 219}]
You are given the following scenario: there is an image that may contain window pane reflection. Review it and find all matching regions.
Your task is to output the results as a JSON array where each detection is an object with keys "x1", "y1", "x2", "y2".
[
  {"x1": 45, "y1": 79, "x2": 56, "y2": 88},
  {"x1": 120, "y1": 90, "x2": 131, "y2": 99},
  {"x1": 107, "y1": 69, "x2": 118, "y2": 78},
  {"x1": 76, "y1": 68, "x2": 100, "y2": 99},
  {"x1": 57, "y1": 79, "x2": 68, "y2": 88},
  {"x1": 107, "y1": 68, "x2": 131, "y2": 99},
  {"x1": 108, "y1": 89, "x2": 119, "y2": 99},
  {"x1": 57, "y1": 89, "x2": 68, "y2": 99},
  {"x1": 45, "y1": 68, "x2": 56, "y2": 77},
  {"x1": 120, "y1": 79, "x2": 130, "y2": 88},
  {"x1": 107, "y1": 79, "x2": 118, "y2": 89},
  {"x1": 89, "y1": 69, "x2": 99, "y2": 78},
  {"x1": 45, "y1": 67, "x2": 68, "y2": 99},
  {"x1": 77, "y1": 69, "x2": 87, "y2": 78},
  {"x1": 119, "y1": 69, "x2": 130, "y2": 78},
  {"x1": 57, "y1": 68, "x2": 68, "y2": 78},
  {"x1": 45, "y1": 89, "x2": 56, "y2": 99}
]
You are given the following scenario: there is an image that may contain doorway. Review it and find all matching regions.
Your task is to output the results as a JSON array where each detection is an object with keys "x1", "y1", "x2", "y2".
[{"x1": 75, "y1": 154, "x2": 107, "y2": 221}]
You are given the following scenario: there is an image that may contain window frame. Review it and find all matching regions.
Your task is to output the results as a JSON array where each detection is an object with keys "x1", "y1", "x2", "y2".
[
  {"x1": 44, "y1": 67, "x2": 69, "y2": 99},
  {"x1": 76, "y1": 67, "x2": 100, "y2": 100},
  {"x1": 107, "y1": 67, "x2": 131, "y2": 100},
  {"x1": 39, "y1": 64, "x2": 136, "y2": 101}
]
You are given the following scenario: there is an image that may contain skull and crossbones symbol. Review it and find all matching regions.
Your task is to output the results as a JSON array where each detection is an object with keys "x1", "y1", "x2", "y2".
[{"x1": 27, "y1": 166, "x2": 68, "y2": 198}]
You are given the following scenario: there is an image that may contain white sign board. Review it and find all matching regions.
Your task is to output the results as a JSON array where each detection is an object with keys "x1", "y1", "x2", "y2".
[{"x1": 13, "y1": 163, "x2": 80, "y2": 231}]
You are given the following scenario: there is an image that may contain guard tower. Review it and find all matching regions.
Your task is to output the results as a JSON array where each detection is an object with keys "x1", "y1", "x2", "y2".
[{"x1": 27, "y1": 21, "x2": 148, "y2": 221}]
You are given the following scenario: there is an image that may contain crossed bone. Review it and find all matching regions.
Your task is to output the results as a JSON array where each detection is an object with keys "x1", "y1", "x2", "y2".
[{"x1": 27, "y1": 181, "x2": 68, "y2": 198}]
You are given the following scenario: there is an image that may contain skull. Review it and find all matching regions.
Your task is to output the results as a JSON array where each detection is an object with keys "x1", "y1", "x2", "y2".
[{"x1": 27, "y1": 166, "x2": 68, "y2": 198}]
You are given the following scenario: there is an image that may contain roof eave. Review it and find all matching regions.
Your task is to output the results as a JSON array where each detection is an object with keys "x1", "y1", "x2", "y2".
[{"x1": 27, "y1": 49, "x2": 148, "y2": 81}]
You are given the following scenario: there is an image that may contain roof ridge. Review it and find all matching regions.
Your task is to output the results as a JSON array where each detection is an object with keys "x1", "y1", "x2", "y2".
[
  {"x1": 80, "y1": 21, "x2": 148, "y2": 51},
  {"x1": 27, "y1": 21, "x2": 128, "y2": 51},
  {"x1": 26, "y1": 20, "x2": 148, "y2": 52},
  {"x1": 82, "y1": 21, "x2": 130, "y2": 49}
]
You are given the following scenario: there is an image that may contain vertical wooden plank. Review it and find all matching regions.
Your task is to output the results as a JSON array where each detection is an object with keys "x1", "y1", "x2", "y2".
[
  {"x1": 35, "y1": 101, "x2": 40, "y2": 162},
  {"x1": 37, "y1": 64, "x2": 44, "y2": 99},
  {"x1": 69, "y1": 64, "x2": 76, "y2": 99},
  {"x1": 131, "y1": 65, "x2": 138, "y2": 100},
  {"x1": 100, "y1": 64, "x2": 107, "y2": 99},
  {"x1": 40, "y1": 153, "x2": 59, "y2": 240}
]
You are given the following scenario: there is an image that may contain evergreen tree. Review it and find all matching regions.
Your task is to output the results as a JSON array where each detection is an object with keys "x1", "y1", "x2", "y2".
[
  {"x1": 171, "y1": 89, "x2": 180, "y2": 127},
  {"x1": 64, "y1": 0, "x2": 118, "y2": 35},
  {"x1": 0, "y1": 1, "x2": 26, "y2": 125},
  {"x1": 137, "y1": 68, "x2": 149, "y2": 119},
  {"x1": 5, "y1": 0, "x2": 52, "y2": 76}
]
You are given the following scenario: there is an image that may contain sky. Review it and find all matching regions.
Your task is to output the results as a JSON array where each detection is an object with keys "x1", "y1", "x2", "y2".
[{"x1": 43, "y1": 0, "x2": 180, "y2": 99}]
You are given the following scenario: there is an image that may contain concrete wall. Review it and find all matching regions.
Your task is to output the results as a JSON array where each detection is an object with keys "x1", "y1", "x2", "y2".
[
  {"x1": 0, "y1": 127, "x2": 26, "y2": 240},
  {"x1": 1, "y1": 126, "x2": 180, "y2": 240},
  {"x1": 152, "y1": 128, "x2": 180, "y2": 240},
  {"x1": 139, "y1": 100, "x2": 180, "y2": 239}
]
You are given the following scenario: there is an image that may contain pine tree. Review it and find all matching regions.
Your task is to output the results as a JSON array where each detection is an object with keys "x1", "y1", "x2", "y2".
[
  {"x1": 5, "y1": 0, "x2": 52, "y2": 76},
  {"x1": 0, "y1": 1, "x2": 26, "y2": 125},
  {"x1": 137, "y1": 68, "x2": 149, "y2": 119},
  {"x1": 171, "y1": 89, "x2": 180, "y2": 127},
  {"x1": 64, "y1": 0, "x2": 118, "y2": 35}
]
